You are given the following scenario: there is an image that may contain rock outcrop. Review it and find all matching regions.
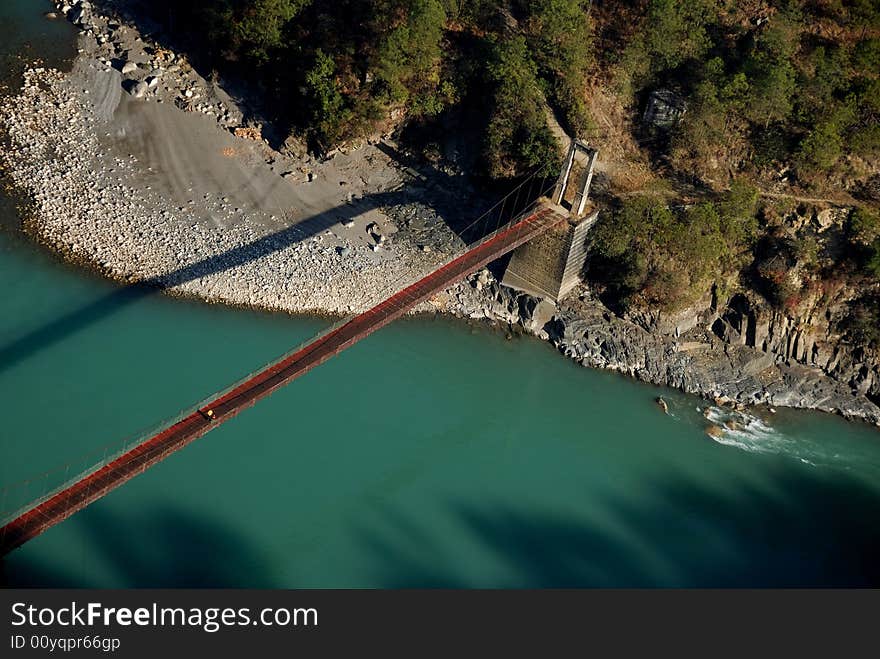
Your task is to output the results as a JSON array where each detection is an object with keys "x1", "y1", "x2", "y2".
[
  {"x1": 710, "y1": 290, "x2": 880, "y2": 402},
  {"x1": 455, "y1": 271, "x2": 880, "y2": 426},
  {"x1": 6, "y1": 0, "x2": 876, "y2": 428}
]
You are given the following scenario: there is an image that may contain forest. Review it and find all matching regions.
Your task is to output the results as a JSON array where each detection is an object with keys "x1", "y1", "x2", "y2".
[{"x1": 146, "y1": 0, "x2": 879, "y2": 341}]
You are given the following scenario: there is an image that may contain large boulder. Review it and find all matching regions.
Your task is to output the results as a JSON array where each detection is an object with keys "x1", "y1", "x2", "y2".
[
  {"x1": 815, "y1": 207, "x2": 847, "y2": 232},
  {"x1": 643, "y1": 89, "x2": 686, "y2": 128},
  {"x1": 68, "y1": 1, "x2": 92, "y2": 26},
  {"x1": 127, "y1": 80, "x2": 148, "y2": 99},
  {"x1": 280, "y1": 133, "x2": 308, "y2": 159}
]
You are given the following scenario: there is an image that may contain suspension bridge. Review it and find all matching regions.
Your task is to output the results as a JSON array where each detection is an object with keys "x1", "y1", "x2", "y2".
[{"x1": 0, "y1": 141, "x2": 598, "y2": 555}]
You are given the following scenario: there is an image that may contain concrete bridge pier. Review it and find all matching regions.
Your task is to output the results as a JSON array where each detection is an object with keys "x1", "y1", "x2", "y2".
[{"x1": 501, "y1": 140, "x2": 599, "y2": 302}]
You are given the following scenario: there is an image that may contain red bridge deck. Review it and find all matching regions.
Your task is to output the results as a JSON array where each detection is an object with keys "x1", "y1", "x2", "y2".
[{"x1": 0, "y1": 205, "x2": 565, "y2": 554}]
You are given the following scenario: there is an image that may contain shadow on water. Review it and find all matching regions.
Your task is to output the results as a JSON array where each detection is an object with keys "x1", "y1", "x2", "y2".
[
  {"x1": 0, "y1": 191, "x2": 391, "y2": 374},
  {"x1": 1, "y1": 6, "x2": 557, "y2": 375},
  {"x1": 7, "y1": 464, "x2": 878, "y2": 587},
  {"x1": 0, "y1": 140, "x2": 549, "y2": 374},
  {"x1": 1, "y1": 506, "x2": 273, "y2": 588},
  {"x1": 354, "y1": 468, "x2": 880, "y2": 588},
  {"x1": 0, "y1": 1, "x2": 78, "y2": 91}
]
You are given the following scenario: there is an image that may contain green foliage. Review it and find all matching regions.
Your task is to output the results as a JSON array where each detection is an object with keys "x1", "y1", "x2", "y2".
[
  {"x1": 796, "y1": 118, "x2": 845, "y2": 173},
  {"x1": 649, "y1": 0, "x2": 714, "y2": 68},
  {"x1": 718, "y1": 180, "x2": 760, "y2": 245},
  {"x1": 846, "y1": 207, "x2": 880, "y2": 279},
  {"x1": 856, "y1": 78, "x2": 880, "y2": 115},
  {"x1": 589, "y1": 186, "x2": 759, "y2": 310},
  {"x1": 622, "y1": 0, "x2": 713, "y2": 87},
  {"x1": 669, "y1": 79, "x2": 731, "y2": 178},
  {"x1": 441, "y1": 0, "x2": 497, "y2": 27},
  {"x1": 521, "y1": 0, "x2": 593, "y2": 135},
  {"x1": 851, "y1": 124, "x2": 880, "y2": 156},
  {"x1": 615, "y1": 0, "x2": 880, "y2": 187},
  {"x1": 795, "y1": 44, "x2": 849, "y2": 122},
  {"x1": 848, "y1": 207, "x2": 880, "y2": 245},
  {"x1": 207, "y1": 0, "x2": 308, "y2": 62},
  {"x1": 795, "y1": 98, "x2": 860, "y2": 175},
  {"x1": 171, "y1": 0, "x2": 597, "y2": 156},
  {"x1": 750, "y1": 123, "x2": 794, "y2": 167},
  {"x1": 847, "y1": 0, "x2": 880, "y2": 32},
  {"x1": 304, "y1": 49, "x2": 348, "y2": 145},
  {"x1": 372, "y1": 0, "x2": 447, "y2": 108},
  {"x1": 796, "y1": 235, "x2": 819, "y2": 268},
  {"x1": 483, "y1": 35, "x2": 560, "y2": 178},
  {"x1": 868, "y1": 242, "x2": 880, "y2": 279},
  {"x1": 742, "y1": 14, "x2": 799, "y2": 127},
  {"x1": 752, "y1": 235, "x2": 802, "y2": 309},
  {"x1": 852, "y1": 37, "x2": 880, "y2": 71},
  {"x1": 165, "y1": 0, "x2": 879, "y2": 194}
]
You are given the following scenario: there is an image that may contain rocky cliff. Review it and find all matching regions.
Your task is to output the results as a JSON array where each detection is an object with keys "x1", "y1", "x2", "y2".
[{"x1": 461, "y1": 266, "x2": 880, "y2": 427}]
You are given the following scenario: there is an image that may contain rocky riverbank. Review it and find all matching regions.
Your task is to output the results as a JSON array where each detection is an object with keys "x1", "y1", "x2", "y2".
[
  {"x1": 2, "y1": 1, "x2": 481, "y2": 317},
  {"x1": 3, "y1": 1, "x2": 879, "y2": 427},
  {"x1": 454, "y1": 273, "x2": 880, "y2": 426}
]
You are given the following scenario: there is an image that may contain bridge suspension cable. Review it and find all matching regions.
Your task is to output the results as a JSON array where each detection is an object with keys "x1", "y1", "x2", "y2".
[{"x1": 0, "y1": 160, "x2": 561, "y2": 532}]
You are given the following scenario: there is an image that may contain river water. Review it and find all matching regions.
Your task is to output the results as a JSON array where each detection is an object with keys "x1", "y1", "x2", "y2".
[{"x1": 1, "y1": 1, "x2": 879, "y2": 587}]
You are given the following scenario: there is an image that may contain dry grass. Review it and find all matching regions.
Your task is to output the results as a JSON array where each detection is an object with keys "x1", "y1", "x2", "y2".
[{"x1": 585, "y1": 81, "x2": 656, "y2": 194}]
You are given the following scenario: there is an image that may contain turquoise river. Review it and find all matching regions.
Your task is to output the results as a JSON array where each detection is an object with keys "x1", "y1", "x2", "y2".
[{"x1": 1, "y1": 0, "x2": 879, "y2": 587}]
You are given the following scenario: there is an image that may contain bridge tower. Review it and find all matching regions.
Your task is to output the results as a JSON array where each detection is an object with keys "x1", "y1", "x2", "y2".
[{"x1": 501, "y1": 140, "x2": 599, "y2": 302}]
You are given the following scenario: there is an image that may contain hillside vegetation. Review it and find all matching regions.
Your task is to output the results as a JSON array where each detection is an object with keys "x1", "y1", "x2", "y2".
[
  {"x1": 153, "y1": 0, "x2": 592, "y2": 176},
  {"x1": 147, "y1": 0, "x2": 879, "y2": 344}
]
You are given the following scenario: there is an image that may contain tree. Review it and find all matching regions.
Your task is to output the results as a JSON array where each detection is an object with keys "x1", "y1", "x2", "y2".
[
  {"x1": 848, "y1": 0, "x2": 880, "y2": 36},
  {"x1": 589, "y1": 193, "x2": 753, "y2": 311},
  {"x1": 650, "y1": 0, "x2": 712, "y2": 66},
  {"x1": 621, "y1": 0, "x2": 713, "y2": 89},
  {"x1": 868, "y1": 242, "x2": 880, "y2": 279},
  {"x1": 669, "y1": 80, "x2": 730, "y2": 181},
  {"x1": 738, "y1": 11, "x2": 800, "y2": 127},
  {"x1": 483, "y1": 35, "x2": 560, "y2": 178},
  {"x1": 848, "y1": 207, "x2": 880, "y2": 245},
  {"x1": 372, "y1": 0, "x2": 447, "y2": 110},
  {"x1": 208, "y1": 0, "x2": 309, "y2": 62},
  {"x1": 852, "y1": 37, "x2": 880, "y2": 72},
  {"x1": 718, "y1": 180, "x2": 760, "y2": 248},
  {"x1": 441, "y1": 0, "x2": 497, "y2": 27},
  {"x1": 795, "y1": 100, "x2": 857, "y2": 176},
  {"x1": 305, "y1": 49, "x2": 347, "y2": 145},
  {"x1": 795, "y1": 44, "x2": 849, "y2": 123},
  {"x1": 522, "y1": 0, "x2": 593, "y2": 135}
]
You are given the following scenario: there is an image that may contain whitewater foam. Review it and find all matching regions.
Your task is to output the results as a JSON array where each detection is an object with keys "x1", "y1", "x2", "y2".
[{"x1": 702, "y1": 407, "x2": 824, "y2": 466}]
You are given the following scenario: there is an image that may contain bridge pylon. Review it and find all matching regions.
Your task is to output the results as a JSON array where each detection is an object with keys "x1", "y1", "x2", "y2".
[{"x1": 501, "y1": 140, "x2": 600, "y2": 302}]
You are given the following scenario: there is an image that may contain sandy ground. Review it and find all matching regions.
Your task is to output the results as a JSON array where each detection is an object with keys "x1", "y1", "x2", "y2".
[
  {"x1": 77, "y1": 32, "x2": 404, "y2": 243},
  {"x1": 7, "y1": 2, "x2": 875, "y2": 424},
  {"x1": 0, "y1": 1, "x2": 485, "y2": 317}
]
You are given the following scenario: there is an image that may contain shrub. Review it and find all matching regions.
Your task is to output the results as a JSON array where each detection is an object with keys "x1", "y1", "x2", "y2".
[
  {"x1": 796, "y1": 119, "x2": 845, "y2": 175},
  {"x1": 304, "y1": 49, "x2": 348, "y2": 145},
  {"x1": 483, "y1": 35, "x2": 560, "y2": 178},
  {"x1": 848, "y1": 207, "x2": 880, "y2": 245},
  {"x1": 752, "y1": 236, "x2": 801, "y2": 308},
  {"x1": 589, "y1": 189, "x2": 758, "y2": 310},
  {"x1": 372, "y1": 0, "x2": 447, "y2": 109},
  {"x1": 521, "y1": 0, "x2": 593, "y2": 135},
  {"x1": 841, "y1": 293, "x2": 880, "y2": 348},
  {"x1": 868, "y1": 242, "x2": 880, "y2": 279},
  {"x1": 852, "y1": 37, "x2": 880, "y2": 71},
  {"x1": 207, "y1": 0, "x2": 308, "y2": 63}
]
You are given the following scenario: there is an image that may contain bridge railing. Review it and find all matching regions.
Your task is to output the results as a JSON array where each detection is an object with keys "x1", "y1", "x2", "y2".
[
  {"x1": 0, "y1": 162, "x2": 562, "y2": 528},
  {"x1": 0, "y1": 311, "x2": 362, "y2": 527}
]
